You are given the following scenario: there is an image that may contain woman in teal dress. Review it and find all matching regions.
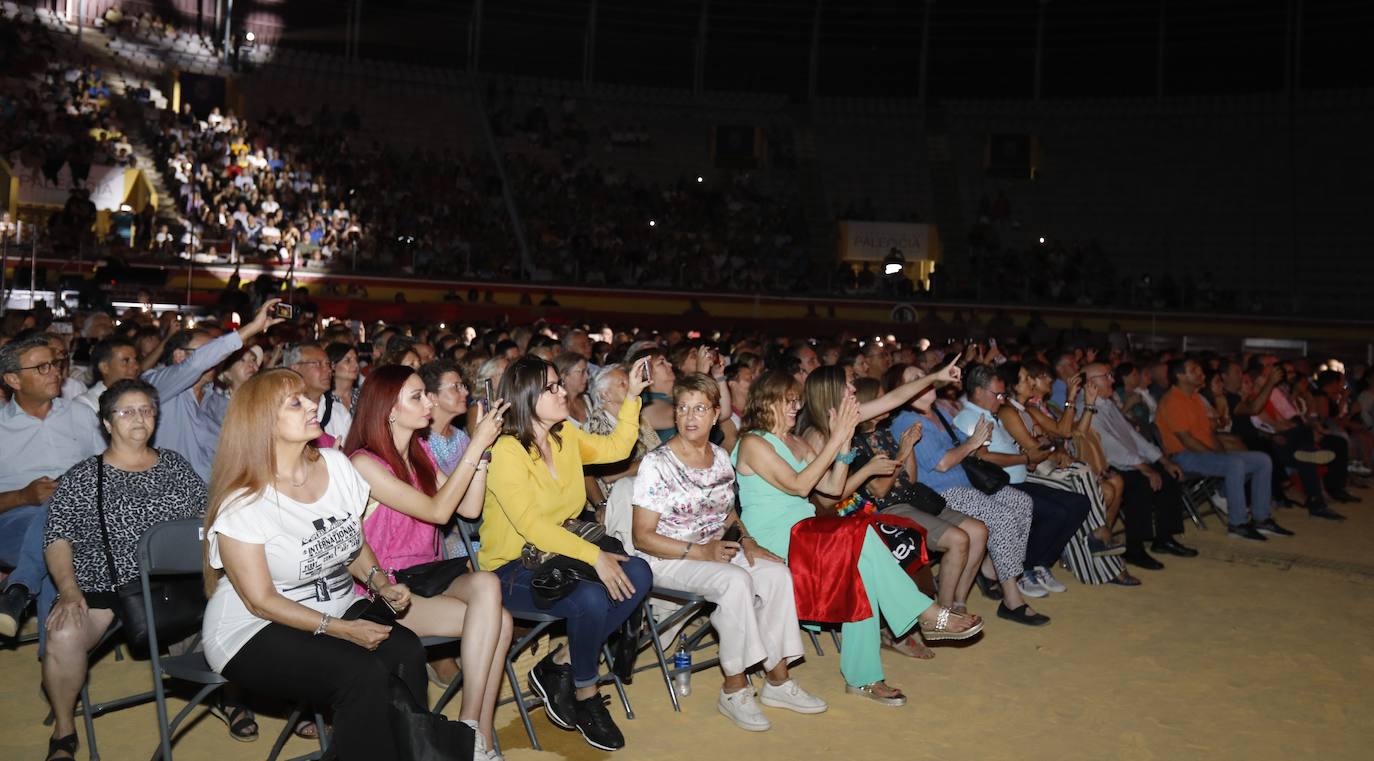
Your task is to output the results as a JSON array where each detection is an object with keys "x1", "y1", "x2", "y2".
[{"x1": 733, "y1": 372, "x2": 983, "y2": 706}]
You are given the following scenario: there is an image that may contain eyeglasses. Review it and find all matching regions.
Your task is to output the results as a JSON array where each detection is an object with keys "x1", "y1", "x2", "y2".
[
  {"x1": 435, "y1": 381, "x2": 466, "y2": 393},
  {"x1": 675, "y1": 403, "x2": 715, "y2": 418},
  {"x1": 111, "y1": 405, "x2": 157, "y2": 420},
  {"x1": 295, "y1": 360, "x2": 333, "y2": 369},
  {"x1": 783, "y1": 397, "x2": 804, "y2": 408},
  {"x1": 1086, "y1": 372, "x2": 1113, "y2": 381},
  {"x1": 543, "y1": 379, "x2": 566, "y2": 395},
  {"x1": 19, "y1": 361, "x2": 60, "y2": 376}
]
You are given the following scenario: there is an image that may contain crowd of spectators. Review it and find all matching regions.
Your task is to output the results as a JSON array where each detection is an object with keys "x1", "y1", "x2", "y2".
[
  {"x1": 145, "y1": 100, "x2": 517, "y2": 278},
  {"x1": 492, "y1": 89, "x2": 812, "y2": 293},
  {"x1": 1, "y1": 292, "x2": 1369, "y2": 757}
]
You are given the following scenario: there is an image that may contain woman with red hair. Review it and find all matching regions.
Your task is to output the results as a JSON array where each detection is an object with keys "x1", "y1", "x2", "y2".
[{"x1": 345, "y1": 365, "x2": 512, "y2": 760}]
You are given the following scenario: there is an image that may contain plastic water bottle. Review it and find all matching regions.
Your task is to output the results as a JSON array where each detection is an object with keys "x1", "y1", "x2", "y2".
[{"x1": 673, "y1": 634, "x2": 692, "y2": 697}]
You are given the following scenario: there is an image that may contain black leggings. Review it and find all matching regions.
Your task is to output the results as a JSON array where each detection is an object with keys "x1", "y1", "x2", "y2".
[{"x1": 222, "y1": 621, "x2": 427, "y2": 761}]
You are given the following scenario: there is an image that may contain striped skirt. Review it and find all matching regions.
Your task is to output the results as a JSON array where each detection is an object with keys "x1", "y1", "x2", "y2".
[{"x1": 1025, "y1": 462, "x2": 1123, "y2": 585}]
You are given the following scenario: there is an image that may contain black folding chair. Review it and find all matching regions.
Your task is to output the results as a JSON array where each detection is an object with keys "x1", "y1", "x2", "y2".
[
  {"x1": 452, "y1": 520, "x2": 633, "y2": 751},
  {"x1": 139, "y1": 519, "x2": 326, "y2": 761},
  {"x1": 638, "y1": 585, "x2": 716, "y2": 712}
]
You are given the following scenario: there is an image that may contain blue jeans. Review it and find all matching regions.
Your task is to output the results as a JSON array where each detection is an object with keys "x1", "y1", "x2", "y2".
[
  {"x1": 495, "y1": 558, "x2": 652, "y2": 688},
  {"x1": 1173, "y1": 450, "x2": 1273, "y2": 526},
  {"x1": 0, "y1": 505, "x2": 57, "y2": 651}
]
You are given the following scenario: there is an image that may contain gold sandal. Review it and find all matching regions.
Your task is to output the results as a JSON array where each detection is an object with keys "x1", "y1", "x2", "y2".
[
  {"x1": 918, "y1": 606, "x2": 985, "y2": 642},
  {"x1": 845, "y1": 681, "x2": 907, "y2": 706}
]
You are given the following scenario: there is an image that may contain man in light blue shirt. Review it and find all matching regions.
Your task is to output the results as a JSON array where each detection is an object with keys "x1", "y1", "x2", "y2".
[
  {"x1": 0, "y1": 337, "x2": 106, "y2": 637},
  {"x1": 952, "y1": 364, "x2": 1088, "y2": 598},
  {"x1": 142, "y1": 300, "x2": 284, "y2": 481}
]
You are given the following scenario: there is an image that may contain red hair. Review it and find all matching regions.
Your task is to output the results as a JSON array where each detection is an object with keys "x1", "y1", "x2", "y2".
[{"x1": 343, "y1": 364, "x2": 437, "y2": 496}]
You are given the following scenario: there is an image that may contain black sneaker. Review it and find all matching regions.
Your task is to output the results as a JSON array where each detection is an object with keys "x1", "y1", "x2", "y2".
[
  {"x1": 1254, "y1": 518, "x2": 1295, "y2": 538},
  {"x1": 528, "y1": 652, "x2": 576, "y2": 731},
  {"x1": 1227, "y1": 523, "x2": 1267, "y2": 541},
  {"x1": 572, "y1": 693, "x2": 625, "y2": 751},
  {"x1": 0, "y1": 584, "x2": 32, "y2": 638}
]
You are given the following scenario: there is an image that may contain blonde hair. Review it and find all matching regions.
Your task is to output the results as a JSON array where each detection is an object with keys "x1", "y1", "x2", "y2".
[
  {"x1": 202, "y1": 369, "x2": 319, "y2": 596},
  {"x1": 800, "y1": 366, "x2": 848, "y2": 439}
]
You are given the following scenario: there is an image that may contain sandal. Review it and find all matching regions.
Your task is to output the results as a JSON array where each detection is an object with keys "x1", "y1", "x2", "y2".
[
  {"x1": 845, "y1": 681, "x2": 906, "y2": 706},
  {"x1": 46, "y1": 732, "x2": 78, "y2": 761},
  {"x1": 948, "y1": 603, "x2": 982, "y2": 625},
  {"x1": 293, "y1": 719, "x2": 320, "y2": 740},
  {"x1": 209, "y1": 701, "x2": 259, "y2": 742},
  {"x1": 881, "y1": 629, "x2": 935, "y2": 660},
  {"x1": 918, "y1": 607, "x2": 985, "y2": 642}
]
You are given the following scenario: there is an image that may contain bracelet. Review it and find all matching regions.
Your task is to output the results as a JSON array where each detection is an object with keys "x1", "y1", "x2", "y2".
[
  {"x1": 835, "y1": 449, "x2": 858, "y2": 465},
  {"x1": 313, "y1": 613, "x2": 332, "y2": 636},
  {"x1": 366, "y1": 565, "x2": 386, "y2": 594},
  {"x1": 460, "y1": 459, "x2": 480, "y2": 469},
  {"x1": 680, "y1": 542, "x2": 692, "y2": 559}
]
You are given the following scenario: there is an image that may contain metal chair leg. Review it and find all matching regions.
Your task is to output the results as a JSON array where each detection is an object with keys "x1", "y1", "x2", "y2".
[
  {"x1": 830, "y1": 630, "x2": 843, "y2": 653},
  {"x1": 644, "y1": 601, "x2": 681, "y2": 712},
  {"x1": 603, "y1": 644, "x2": 633, "y2": 720},
  {"x1": 504, "y1": 659, "x2": 541, "y2": 750},
  {"x1": 806, "y1": 629, "x2": 824, "y2": 656},
  {"x1": 80, "y1": 683, "x2": 99, "y2": 761}
]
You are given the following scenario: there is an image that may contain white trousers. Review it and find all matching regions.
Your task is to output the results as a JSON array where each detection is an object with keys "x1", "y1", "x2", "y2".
[{"x1": 646, "y1": 553, "x2": 805, "y2": 677}]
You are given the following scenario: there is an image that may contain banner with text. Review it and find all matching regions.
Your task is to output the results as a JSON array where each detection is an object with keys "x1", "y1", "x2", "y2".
[
  {"x1": 837, "y1": 221, "x2": 940, "y2": 263},
  {"x1": 11, "y1": 161, "x2": 129, "y2": 210}
]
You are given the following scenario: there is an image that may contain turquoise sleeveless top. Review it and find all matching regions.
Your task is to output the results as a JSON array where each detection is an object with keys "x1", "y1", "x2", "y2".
[
  {"x1": 645, "y1": 391, "x2": 677, "y2": 442},
  {"x1": 732, "y1": 431, "x2": 815, "y2": 558}
]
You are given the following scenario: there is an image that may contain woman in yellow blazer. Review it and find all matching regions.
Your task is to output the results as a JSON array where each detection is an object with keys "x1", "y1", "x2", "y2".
[{"x1": 480, "y1": 355, "x2": 654, "y2": 752}]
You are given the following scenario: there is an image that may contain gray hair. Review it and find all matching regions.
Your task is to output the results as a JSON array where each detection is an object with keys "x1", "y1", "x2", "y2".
[
  {"x1": 962, "y1": 362, "x2": 998, "y2": 396},
  {"x1": 0, "y1": 336, "x2": 52, "y2": 390},
  {"x1": 588, "y1": 362, "x2": 629, "y2": 410},
  {"x1": 280, "y1": 341, "x2": 321, "y2": 369},
  {"x1": 560, "y1": 328, "x2": 587, "y2": 351}
]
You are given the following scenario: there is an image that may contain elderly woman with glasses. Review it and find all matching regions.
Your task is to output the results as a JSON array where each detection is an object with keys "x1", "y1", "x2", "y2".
[
  {"x1": 632, "y1": 374, "x2": 824, "y2": 732},
  {"x1": 40, "y1": 379, "x2": 209, "y2": 761},
  {"x1": 479, "y1": 355, "x2": 655, "y2": 751}
]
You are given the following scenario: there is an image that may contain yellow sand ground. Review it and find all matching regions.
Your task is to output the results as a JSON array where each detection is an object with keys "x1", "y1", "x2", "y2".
[{"x1": 3, "y1": 486, "x2": 1372, "y2": 761}]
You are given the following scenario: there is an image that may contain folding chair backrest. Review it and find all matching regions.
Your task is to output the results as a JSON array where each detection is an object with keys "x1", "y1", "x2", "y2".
[
  {"x1": 603, "y1": 475, "x2": 637, "y2": 555},
  {"x1": 138, "y1": 518, "x2": 206, "y2": 576},
  {"x1": 453, "y1": 515, "x2": 480, "y2": 565}
]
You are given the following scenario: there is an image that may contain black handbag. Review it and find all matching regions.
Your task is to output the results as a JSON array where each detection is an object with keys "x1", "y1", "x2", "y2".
[
  {"x1": 393, "y1": 531, "x2": 471, "y2": 597},
  {"x1": 934, "y1": 411, "x2": 1011, "y2": 495},
  {"x1": 386, "y1": 674, "x2": 475, "y2": 761},
  {"x1": 92, "y1": 456, "x2": 203, "y2": 653},
  {"x1": 342, "y1": 595, "x2": 399, "y2": 626},
  {"x1": 526, "y1": 532, "x2": 625, "y2": 609}
]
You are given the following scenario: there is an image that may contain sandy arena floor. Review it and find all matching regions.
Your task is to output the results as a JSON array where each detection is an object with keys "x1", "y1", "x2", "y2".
[{"x1": 3, "y1": 485, "x2": 1371, "y2": 761}]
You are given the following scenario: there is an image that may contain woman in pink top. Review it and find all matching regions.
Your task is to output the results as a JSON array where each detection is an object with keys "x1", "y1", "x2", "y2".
[{"x1": 345, "y1": 365, "x2": 512, "y2": 758}]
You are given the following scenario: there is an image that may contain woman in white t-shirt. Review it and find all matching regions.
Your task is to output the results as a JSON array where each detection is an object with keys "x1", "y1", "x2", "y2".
[{"x1": 201, "y1": 369, "x2": 427, "y2": 761}]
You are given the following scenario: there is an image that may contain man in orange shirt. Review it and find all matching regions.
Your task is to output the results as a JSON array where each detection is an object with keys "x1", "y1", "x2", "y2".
[{"x1": 1157, "y1": 359, "x2": 1289, "y2": 541}]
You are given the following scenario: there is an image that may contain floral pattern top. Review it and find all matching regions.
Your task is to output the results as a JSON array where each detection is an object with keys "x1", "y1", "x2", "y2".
[{"x1": 632, "y1": 442, "x2": 736, "y2": 544}]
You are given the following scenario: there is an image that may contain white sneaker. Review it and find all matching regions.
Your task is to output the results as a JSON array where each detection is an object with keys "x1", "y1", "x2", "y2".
[
  {"x1": 1034, "y1": 566, "x2": 1067, "y2": 593},
  {"x1": 718, "y1": 688, "x2": 771, "y2": 731},
  {"x1": 463, "y1": 720, "x2": 495, "y2": 761},
  {"x1": 1017, "y1": 574, "x2": 1048, "y2": 598},
  {"x1": 759, "y1": 679, "x2": 828, "y2": 715}
]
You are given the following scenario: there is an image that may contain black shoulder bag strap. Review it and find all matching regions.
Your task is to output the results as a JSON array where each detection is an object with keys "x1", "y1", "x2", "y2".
[
  {"x1": 933, "y1": 408, "x2": 965, "y2": 445},
  {"x1": 319, "y1": 392, "x2": 335, "y2": 429},
  {"x1": 92, "y1": 455, "x2": 120, "y2": 589}
]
